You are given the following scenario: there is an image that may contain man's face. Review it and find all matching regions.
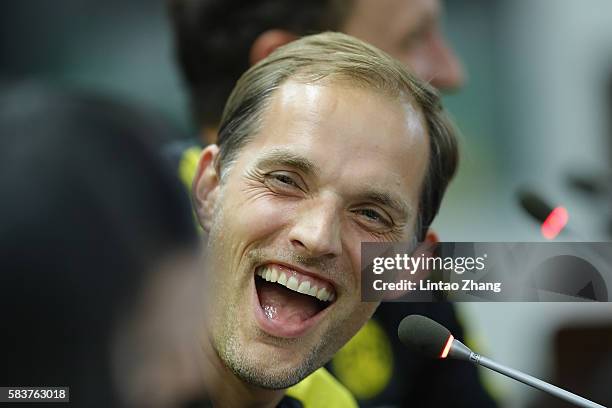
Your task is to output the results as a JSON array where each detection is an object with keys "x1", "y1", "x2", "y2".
[
  {"x1": 342, "y1": 0, "x2": 464, "y2": 91},
  {"x1": 196, "y1": 81, "x2": 429, "y2": 389}
]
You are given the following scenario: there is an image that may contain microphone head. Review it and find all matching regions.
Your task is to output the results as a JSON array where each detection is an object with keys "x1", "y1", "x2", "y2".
[
  {"x1": 398, "y1": 315, "x2": 452, "y2": 359},
  {"x1": 518, "y1": 188, "x2": 570, "y2": 239},
  {"x1": 518, "y1": 189, "x2": 554, "y2": 223}
]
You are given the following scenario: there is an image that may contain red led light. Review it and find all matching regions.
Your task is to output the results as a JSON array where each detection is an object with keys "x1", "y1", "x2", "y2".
[
  {"x1": 541, "y1": 206, "x2": 568, "y2": 240},
  {"x1": 440, "y1": 334, "x2": 454, "y2": 359}
]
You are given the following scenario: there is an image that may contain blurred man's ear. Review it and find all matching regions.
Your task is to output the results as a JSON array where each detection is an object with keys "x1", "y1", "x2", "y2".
[
  {"x1": 192, "y1": 145, "x2": 220, "y2": 232},
  {"x1": 249, "y1": 29, "x2": 298, "y2": 65},
  {"x1": 382, "y1": 230, "x2": 439, "y2": 301},
  {"x1": 425, "y1": 230, "x2": 439, "y2": 245}
]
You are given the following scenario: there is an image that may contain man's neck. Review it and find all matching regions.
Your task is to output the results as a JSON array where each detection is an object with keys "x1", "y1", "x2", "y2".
[{"x1": 201, "y1": 340, "x2": 286, "y2": 408}]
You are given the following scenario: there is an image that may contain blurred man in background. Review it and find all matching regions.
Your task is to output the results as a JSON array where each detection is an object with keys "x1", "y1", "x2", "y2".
[
  {"x1": 167, "y1": 1, "x2": 495, "y2": 406},
  {"x1": 169, "y1": 0, "x2": 463, "y2": 145},
  {"x1": 0, "y1": 84, "x2": 209, "y2": 408}
]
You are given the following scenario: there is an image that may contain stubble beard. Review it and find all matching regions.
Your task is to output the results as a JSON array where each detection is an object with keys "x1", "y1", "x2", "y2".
[
  {"x1": 205, "y1": 201, "x2": 338, "y2": 390},
  {"x1": 214, "y1": 326, "x2": 332, "y2": 390}
]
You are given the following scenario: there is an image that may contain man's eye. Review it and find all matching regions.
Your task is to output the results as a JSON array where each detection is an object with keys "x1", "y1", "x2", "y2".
[
  {"x1": 264, "y1": 172, "x2": 305, "y2": 193},
  {"x1": 400, "y1": 27, "x2": 432, "y2": 51},
  {"x1": 272, "y1": 174, "x2": 298, "y2": 187},
  {"x1": 354, "y1": 208, "x2": 392, "y2": 227}
]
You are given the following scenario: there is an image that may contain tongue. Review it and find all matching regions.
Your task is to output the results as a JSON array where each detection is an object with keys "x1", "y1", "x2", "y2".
[{"x1": 257, "y1": 280, "x2": 321, "y2": 324}]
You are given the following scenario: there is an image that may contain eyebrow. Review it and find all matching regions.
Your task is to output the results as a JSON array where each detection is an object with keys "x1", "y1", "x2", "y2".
[{"x1": 253, "y1": 149, "x2": 319, "y2": 176}]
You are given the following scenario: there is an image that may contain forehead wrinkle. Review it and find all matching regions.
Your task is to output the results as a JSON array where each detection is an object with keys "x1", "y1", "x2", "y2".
[{"x1": 253, "y1": 148, "x2": 319, "y2": 176}]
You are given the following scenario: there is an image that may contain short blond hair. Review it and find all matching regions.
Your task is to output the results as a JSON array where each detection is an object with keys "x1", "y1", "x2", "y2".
[{"x1": 217, "y1": 31, "x2": 458, "y2": 240}]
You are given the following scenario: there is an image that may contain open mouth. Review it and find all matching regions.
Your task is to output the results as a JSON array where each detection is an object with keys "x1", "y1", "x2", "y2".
[{"x1": 252, "y1": 263, "x2": 336, "y2": 338}]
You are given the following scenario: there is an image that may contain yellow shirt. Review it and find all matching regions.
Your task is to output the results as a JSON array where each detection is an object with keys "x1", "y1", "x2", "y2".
[{"x1": 286, "y1": 368, "x2": 358, "y2": 408}]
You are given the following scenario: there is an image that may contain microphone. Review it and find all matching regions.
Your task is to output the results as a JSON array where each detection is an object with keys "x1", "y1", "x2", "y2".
[
  {"x1": 518, "y1": 189, "x2": 569, "y2": 239},
  {"x1": 398, "y1": 315, "x2": 606, "y2": 408}
]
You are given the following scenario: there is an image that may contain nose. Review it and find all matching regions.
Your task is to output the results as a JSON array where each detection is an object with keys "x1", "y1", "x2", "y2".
[
  {"x1": 427, "y1": 32, "x2": 464, "y2": 91},
  {"x1": 288, "y1": 198, "x2": 342, "y2": 259}
]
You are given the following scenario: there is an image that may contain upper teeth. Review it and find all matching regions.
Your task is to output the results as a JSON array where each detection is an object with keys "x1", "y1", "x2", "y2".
[{"x1": 257, "y1": 266, "x2": 335, "y2": 302}]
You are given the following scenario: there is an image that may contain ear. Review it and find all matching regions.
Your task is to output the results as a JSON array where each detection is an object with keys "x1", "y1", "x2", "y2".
[
  {"x1": 424, "y1": 230, "x2": 439, "y2": 245},
  {"x1": 382, "y1": 231, "x2": 439, "y2": 300},
  {"x1": 249, "y1": 29, "x2": 299, "y2": 65},
  {"x1": 192, "y1": 144, "x2": 220, "y2": 232}
]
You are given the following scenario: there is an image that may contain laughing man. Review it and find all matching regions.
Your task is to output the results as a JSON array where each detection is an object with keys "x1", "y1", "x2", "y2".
[{"x1": 192, "y1": 32, "x2": 458, "y2": 407}]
